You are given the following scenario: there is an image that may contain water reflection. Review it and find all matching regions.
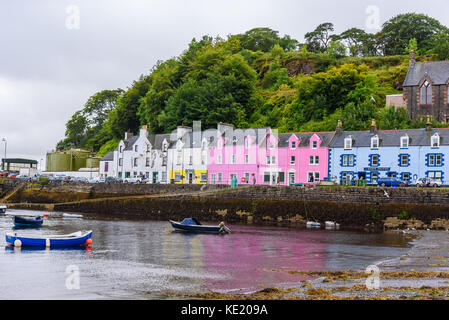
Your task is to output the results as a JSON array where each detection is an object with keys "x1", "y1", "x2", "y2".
[{"x1": 0, "y1": 209, "x2": 411, "y2": 299}]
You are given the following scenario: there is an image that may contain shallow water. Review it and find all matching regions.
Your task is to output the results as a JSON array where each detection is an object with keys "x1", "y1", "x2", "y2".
[{"x1": 0, "y1": 209, "x2": 411, "y2": 299}]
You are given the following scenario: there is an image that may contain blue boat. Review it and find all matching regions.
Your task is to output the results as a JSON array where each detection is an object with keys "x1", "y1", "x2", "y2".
[
  {"x1": 5, "y1": 230, "x2": 92, "y2": 248},
  {"x1": 170, "y1": 218, "x2": 231, "y2": 234},
  {"x1": 13, "y1": 215, "x2": 43, "y2": 228}
]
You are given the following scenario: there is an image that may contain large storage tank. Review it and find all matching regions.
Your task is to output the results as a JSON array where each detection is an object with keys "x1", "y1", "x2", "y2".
[
  {"x1": 72, "y1": 156, "x2": 87, "y2": 171},
  {"x1": 46, "y1": 152, "x2": 71, "y2": 172},
  {"x1": 86, "y1": 157, "x2": 100, "y2": 169}
]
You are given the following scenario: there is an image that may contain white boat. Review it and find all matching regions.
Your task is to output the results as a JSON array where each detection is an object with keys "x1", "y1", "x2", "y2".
[
  {"x1": 0, "y1": 204, "x2": 6, "y2": 214},
  {"x1": 62, "y1": 213, "x2": 83, "y2": 218},
  {"x1": 306, "y1": 221, "x2": 321, "y2": 228},
  {"x1": 325, "y1": 221, "x2": 340, "y2": 229}
]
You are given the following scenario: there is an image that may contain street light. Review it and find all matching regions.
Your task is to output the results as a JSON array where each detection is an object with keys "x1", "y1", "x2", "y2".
[{"x1": 1, "y1": 138, "x2": 6, "y2": 171}]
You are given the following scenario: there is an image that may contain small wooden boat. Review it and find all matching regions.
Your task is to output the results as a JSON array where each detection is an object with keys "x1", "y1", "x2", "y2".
[
  {"x1": 13, "y1": 215, "x2": 43, "y2": 228},
  {"x1": 0, "y1": 204, "x2": 6, "y2": 214},
  {"x1": 5, "y1": 230, "x2": 92, "y2": 248},
  {"x1": 325, "y1": 221, "x2": 340, "y2": 230},
  {"x1": 170, "y1": 218, "x2": 231, "y2": 234}
]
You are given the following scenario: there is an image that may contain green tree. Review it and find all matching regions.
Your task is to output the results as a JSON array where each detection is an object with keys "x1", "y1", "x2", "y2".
[
  {"x1": 304, "y1": 22, "x2": 336, "y2": 53},
  {"x1": 378, "y1": 13, "x2": 447, "y2": 55},
  {"x1": 432, "y1": 31, "x2": 449, "y2": 60},
  {"x1": 233, "y1": 28, "x2": 298, "y2": 52}
]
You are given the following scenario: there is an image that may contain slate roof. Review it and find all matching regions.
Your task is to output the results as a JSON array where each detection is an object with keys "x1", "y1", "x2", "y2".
[
  {"x1": 330, "y1": 128, "x2": 449, "y2": 148},
  {"x1": 100, "y1": 152, "x2": 114, "y2": 161},
  {"x1": 403, "y1": 61, "x2": 449, "y2": 86},
  {"x1": 260, "y1": 131, "x2": 335, "y2": 148}
]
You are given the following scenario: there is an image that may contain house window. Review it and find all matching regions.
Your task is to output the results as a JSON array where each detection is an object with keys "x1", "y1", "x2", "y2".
[
  {"x1": 245, "y1": 138, "x2": 250, "y2": 149},
  {"x1": 189, "y1": 156, "x2": 193, "y2": 165},
  {"x1": 344, "y1": 137, "x2": 352, "y2": 149},
  {"x1": 371, "y1": 136, "x2": 379, "y2": 149},
  {"x1": 399, "y1": 154, "x2": 409, "y2": 167},
  {"x1": 218, "y1": 172, "x2": 222, "y2": 182},
  {"x1": 291, "y1": 141, "x2": 296, "y2": 149},
  {"x1": 174, "y1": 172, "x2": 181, "y2": 182},
  {"x1": 402, "y1": 173, "x2": 411, "y2": 182},
  {"x1": 217, "y1": 155, "x2": 222, "y2": 164},
  {"x1": 119, "y1": 158, "x2": 123, "y2": 166},
  {"x1": 371, "y1": 172, "x2": 379, "y2": 183},
  {"x1": 119, "y1": 146, "x2": 123, "y2": 153},
  {"x1": 263, "y1": 172, "x2": 270, "y2": 183},
  {"x1": 309, "y1": 156, "x2": 319, "y2": 165},
  {"x1": 266, "y1": 156, "x2": 271, "y2": 165},
  {"x1": 279, "y1": 172, "x2": 285, "y2": 183},
  {"x1": 312, "y1": 141, "x2": 318, "y2": 149},
  {"x1": 134, "y1": 145, "x2": 138, "y2": 152},
  {"x1": 428, "y1": 171, "x2": 443, "y2": 182},
  {"x1": 145, "y1": 157, "x2": 150, "y2": 167},
  {"x1": 420, "y1": 80, "x2": 432, "y2": 105},
  {"x1": 200, "y1": 173, "x2": 207, "y2": 182},
  {"x1": 133, "y1": 158, "x2": 138, "y2": 167},
  {"x1": 308, "y1": 172, "x2": 320, "y2": 182},
  {"x1": 290, "y1": 156, "x2": 295, "y2": 165},
  {"x1": 371, "y1": 155, "x2": 379, "y2": 166},
  {"x1": 268, "y1": 140, "x2": 274, "y2": 149},
  {"x1": 105, "y1": 162, "x2": 109, "y2": 172},
  {"x1": 400, "y1": 136, "x2": 409, "y2": 148},
  {"x1": 176, "y1": 152, "x2": 182, "y2": 165},
  {"x1": 245, "y1": 154, "x2": 249, "y2": 164},
  {"x1": 162, "y1": 157, "x2": 167, "y2": 166},
  {"x1": 271, "y1": 156, "x2": 276, "y2": 164},
  {"x1": 162, "y1": 172, "x2": 167, "y2": 182},
  {"x1": 431, "y1": 134, "x2": 440, "y2": 147},
  {"x1": 218, "y1": 140, "x2": 223, "y2": 149},
  {"x1": 428, "y1": 154, "x2": 442, "y2": 166},
  {"x1": 231, "y1": 154, "x2": 236, "y2": 164},
  {"x1": 201, "y1": 153, "x2": 206, "y2": 165},
  {"x1": 341, "y1": 155, "x2": 355, "y2": 167}
]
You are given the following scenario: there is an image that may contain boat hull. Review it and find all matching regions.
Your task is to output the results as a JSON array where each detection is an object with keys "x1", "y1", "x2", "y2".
[
  {"x1": 13, "y1": 216, "x2": 43, "y2": 228},
  {"x1": 170, "y1": 221, "x2": 230, "y2": 234},
  {"x1": 5, "y1": 231, "x2": 92, "y2": 248}
]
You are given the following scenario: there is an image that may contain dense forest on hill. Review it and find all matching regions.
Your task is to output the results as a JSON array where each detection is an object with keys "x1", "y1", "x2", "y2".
[{"x1": 56, "y1": 13, "x2": 449, "y2": 156}]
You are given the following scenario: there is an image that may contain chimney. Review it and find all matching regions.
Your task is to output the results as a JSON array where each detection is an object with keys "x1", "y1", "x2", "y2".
[
  {"x1": 336, "y1": 120, "x2": 343, "y2": 135},
  {"x1": 370, "y1": 119, "x2": 377, "y2": 134},
  {"x1": 425, "y1": 115, "x2": 432, "y2": 132},
  {"x1": 124, "y1": 130, "x2": 133, "y2": 140},
  {"x1": 139, "y1": 125, "x2": 148, "y2": 138},
  {"x1": 409, "y1": 49, "x2": 416, "y2": 68}
]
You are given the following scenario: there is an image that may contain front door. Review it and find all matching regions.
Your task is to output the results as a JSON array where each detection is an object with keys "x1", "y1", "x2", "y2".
[
  {"x1": 188, "y1": 172, "x2": 193, "y2": 184},
  {"x1": 289, "y1": 172, "x2": 295, "y2": 185},
  {"x1": 152, "y1": 172, "x2": 158, "y2": 183}
]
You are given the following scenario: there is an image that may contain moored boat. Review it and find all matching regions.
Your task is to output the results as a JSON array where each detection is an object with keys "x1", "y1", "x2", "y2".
[
  {"x1": 306, "y1": 221, "x2": 321, "y2": 228},
  {"x1": 5, "y1": 230, "x2": 93, "y2": 248},
  {"x1": 13, "y1": 215, "x2": 43, "y2": 228},
  {"x1": 0, "y1": 204, "x2": 6, "y2": 214},
  {"x1": 170, "y1": 218, "x2": 231, "y2": 234}
]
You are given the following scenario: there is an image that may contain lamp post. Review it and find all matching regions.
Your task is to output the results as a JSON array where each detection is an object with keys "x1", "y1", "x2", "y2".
[{"x1": 1, "y1": 138, "x2": 6, "y2": 171}]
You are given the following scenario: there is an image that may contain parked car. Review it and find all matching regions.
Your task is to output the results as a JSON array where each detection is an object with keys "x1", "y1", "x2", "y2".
[
  {"x1": 15, "y1": 174, "x2": 31, "y2": 181},
  {"x1": 377, "y1": 177, "x2": 409, "y2": 187},
  {"x1": 71, "y1": 177, "x2": 88, "y2": 183},
  {"x1": 416, "y1": 178, "x2": 442, "y2": 187},
  {"x1": 122, "y1": 176, "x2": 144, "y2": 183},
  {"x1": 88, "y1": 176, "x2": 105, "y2": 183},
  {"x1": 105, "y1": 176, "x2": 121, "y2": 183}
]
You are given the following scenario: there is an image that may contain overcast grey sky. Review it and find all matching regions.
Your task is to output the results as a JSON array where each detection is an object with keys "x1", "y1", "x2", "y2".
[{"x1": 1, "y1": 0, "x2": 449, "y2": 167}]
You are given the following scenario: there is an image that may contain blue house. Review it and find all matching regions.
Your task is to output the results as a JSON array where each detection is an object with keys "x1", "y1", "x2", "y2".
[{"x1": 329, "y1": 120, "x2": 449, "y2": 185}]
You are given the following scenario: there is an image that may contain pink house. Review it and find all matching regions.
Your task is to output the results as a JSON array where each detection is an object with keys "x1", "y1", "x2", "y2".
[{"x1": 208, "y1": 126, "x2": 333, "y2": 185}]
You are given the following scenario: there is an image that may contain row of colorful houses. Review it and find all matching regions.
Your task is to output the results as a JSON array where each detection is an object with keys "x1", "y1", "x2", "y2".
[{"x1": 99, "y1": 119, "x2": 449, "y2": 186}]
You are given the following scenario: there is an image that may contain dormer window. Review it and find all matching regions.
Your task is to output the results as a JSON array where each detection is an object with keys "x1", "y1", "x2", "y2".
[
  {"x1": 431, "y1": 133, "x2": 440, "y2": 148},
  {"x1": 312, "y1": 141, "x2": 318, "y2": 149},
  {"x1": 344, "y1": 136, "x2": 352, "y2": 149},
  {"x1": 218, "y1": 140, "x2": 223, "y2": 150},
  {"x1": 420, "y1": 80, "x2": 432, "y2": 105},
  {"x1": 291, "y1": 141, "x2": 296, "y2": 149},
  {"x1": 245, "y1": 137, "x2": 251, "y2": 149},
  {"x1": 134, "y1": 145, "x2": 138, "y2": 152},
  {"x1": 371, "y1": 135, "x2": 379, "y2": 149},
  {"x1": 400, "y1": 135, "x2": 409, "y2": 148},
  {"x1": 268, "y1": 140, "x2": 274, "y2": 149},
  {"x1": 119, "y1": 146, "x2": 123, "y2": 153}
]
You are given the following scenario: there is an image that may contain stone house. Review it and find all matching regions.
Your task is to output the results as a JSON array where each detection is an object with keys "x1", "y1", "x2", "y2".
[{"x1": 403, "y1": 50, "x2": 449, "y2": 122}]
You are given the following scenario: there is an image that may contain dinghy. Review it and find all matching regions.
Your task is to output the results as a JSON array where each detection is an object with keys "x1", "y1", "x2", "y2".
[
  {"x1": 0, "y1": 204, "x2": 6, "y2": 214},
  {"x1": 325, "y1": 221, "x2": 340, "y2": 230},
  {"x1": 5, "y1": 230, "x2": 92, "y2": 248},
  {"x1": 170, "y1": 218, "x2": 231, "y2": 234},
  {"x1": 306, "y1": 221, "x2": 321, "y2": 228},
  {"x1": 62, "y1": 213, "x2": 83, "y2": 218},
  {"x1": 13, "y1": 215, "x2": 43, "y2": 228}
]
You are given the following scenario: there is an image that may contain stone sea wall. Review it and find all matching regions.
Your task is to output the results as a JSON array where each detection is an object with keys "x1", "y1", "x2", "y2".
[{"x1": 6, "y1": 181, "x2": 449, "y2": 229}]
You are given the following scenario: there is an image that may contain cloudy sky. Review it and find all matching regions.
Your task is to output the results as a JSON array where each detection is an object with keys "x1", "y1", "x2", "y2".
[{"x1": 1, "y1": 0, "x2": 449, "y2": 168}]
